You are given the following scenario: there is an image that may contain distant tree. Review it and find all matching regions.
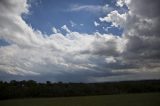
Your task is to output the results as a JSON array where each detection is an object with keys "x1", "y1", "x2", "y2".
[
  {"x1": 0, "y1": 80, "x2": 160, "y2": 100},
  {"x1": 10, "y1": 80, "x2": 18, "y2": 86},
  {"x1": 26, "y1": 80, "x2": 37, "y2": 87},
  {"x1": 46, "y1": 81, "x2": 51, "y2": 85}
]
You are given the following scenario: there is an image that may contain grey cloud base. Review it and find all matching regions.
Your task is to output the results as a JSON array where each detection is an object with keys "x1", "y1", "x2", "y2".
[{"x1": 0, "y1": 0, "x2": 160, "y2": 82}]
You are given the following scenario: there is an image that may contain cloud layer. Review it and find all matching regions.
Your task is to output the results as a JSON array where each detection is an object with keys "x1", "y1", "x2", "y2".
[{"x1": 0, "y1": 0, "x2": 160, "y2": 82}]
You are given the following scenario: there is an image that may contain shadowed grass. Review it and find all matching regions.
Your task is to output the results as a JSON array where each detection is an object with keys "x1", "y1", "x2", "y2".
[{"x1": 0, "y1": 93, "x2": 160, "y2": 106}]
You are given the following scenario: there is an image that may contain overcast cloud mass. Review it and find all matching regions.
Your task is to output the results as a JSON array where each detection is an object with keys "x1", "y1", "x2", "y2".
[{"x1": 0, "y1": 0, "x2": 160, "y2": 82}]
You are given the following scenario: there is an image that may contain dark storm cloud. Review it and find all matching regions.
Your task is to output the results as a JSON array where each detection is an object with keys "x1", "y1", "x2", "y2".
[
  {"x1": 128, "y1": 0, "x2": 160, "y2": 18},
  {"x1": 120, "y1": 0, "x2": 160, "y2": 69}
]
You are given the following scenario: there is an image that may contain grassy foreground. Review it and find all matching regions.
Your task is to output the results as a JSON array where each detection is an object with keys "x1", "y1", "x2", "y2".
[{"x1": 0, "y1": 93, "x2": 160, "y2": 106}]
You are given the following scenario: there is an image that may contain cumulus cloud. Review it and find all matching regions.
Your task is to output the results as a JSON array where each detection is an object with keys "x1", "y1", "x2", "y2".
[
  {"x1": 116, "y1": 0, "x2": 130, "y2": 7},
  {"x1": 101, "y1": 0, "x2": 160, "y2": 74},
  {"x1": 0, "y1": 0, "x2": 160, "y2": 82},
  {"x1": 99, "y1": 10, "x2": 127, "y2": 27}
]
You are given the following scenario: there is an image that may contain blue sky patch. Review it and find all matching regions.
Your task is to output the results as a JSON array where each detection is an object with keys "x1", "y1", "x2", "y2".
[{"x1": 23, "y1": 0, "x2": 124, "y2": 35}]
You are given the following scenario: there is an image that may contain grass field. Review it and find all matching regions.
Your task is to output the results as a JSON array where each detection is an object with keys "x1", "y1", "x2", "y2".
[{"x1": 0, "y1": 93, "x2": 160, "y2": 106}]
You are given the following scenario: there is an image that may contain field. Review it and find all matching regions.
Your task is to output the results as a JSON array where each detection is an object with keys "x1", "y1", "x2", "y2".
[{"x1": 0, "y1": 93, "x2": 160, "y2": 106}]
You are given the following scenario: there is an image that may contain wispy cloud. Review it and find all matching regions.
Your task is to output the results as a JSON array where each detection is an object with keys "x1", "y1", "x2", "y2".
[
  {"x1": 67, "y1": 4, "x2": 113, "y2": 14},
  {"x1": 70, "y1": 21, "x2": 76, "y2": 27}
]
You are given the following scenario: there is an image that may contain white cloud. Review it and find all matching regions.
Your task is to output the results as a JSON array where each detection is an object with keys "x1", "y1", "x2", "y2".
[
  {"x1": 80, "y1": 24, "x2": 84, "y2": 26},
  {"x1": 116, "y1": 0, "x2": 130, "y2": 7},
  {"x1": 102, "y1": 26, "x2": 112, "y2": 32},
  {"x1": 61, "y1": 25, "x2": 71, "y2": 33},
  {"x1": 94, "y1": 21, "x2": 100, "y2": 27},
  {"x1": 105, "y1": 57, "x2": 116, "y2": 64},
  {"x1": 99, "y1": 10, "x2": 127, "y2": 27},
  {"x1": 52, "y1": 27, "x2": 58, "y2": 33}
]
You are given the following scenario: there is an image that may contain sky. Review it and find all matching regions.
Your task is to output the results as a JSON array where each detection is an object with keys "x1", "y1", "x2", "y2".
[
  {"x1": 0, "y1": 0, "x2": 160, "y2": 82},
  {"x1": 24, "y1": 0, "x2": 124, "y2": 35}
]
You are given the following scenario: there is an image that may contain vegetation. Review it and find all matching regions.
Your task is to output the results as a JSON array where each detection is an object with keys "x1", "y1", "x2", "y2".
[
  {"x1": 0, "y1": 80, "x2": 160, "y2": 100},
  {"x1": 0, "y1": 93, "x2": 160, "y2": 106}
]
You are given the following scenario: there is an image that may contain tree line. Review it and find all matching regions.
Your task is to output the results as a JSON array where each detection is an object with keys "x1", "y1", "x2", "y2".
[{"x1": 0, "y1": 80, "x2": 160, "y2": 100}]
